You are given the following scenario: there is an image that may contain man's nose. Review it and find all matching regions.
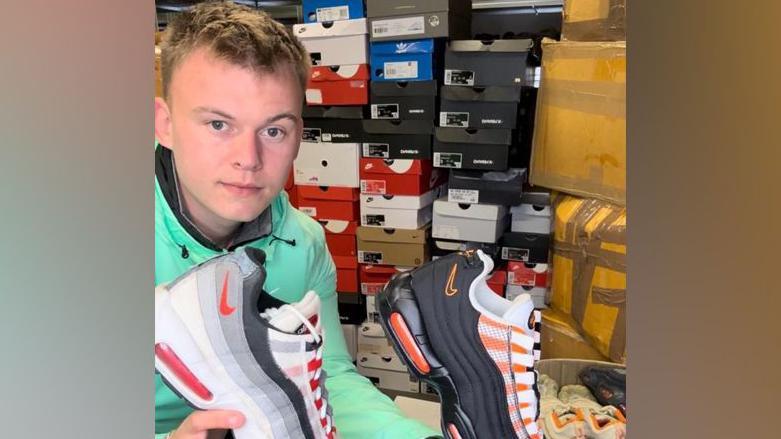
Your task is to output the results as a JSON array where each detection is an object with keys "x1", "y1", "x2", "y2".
[{"x1": 231, "y1": 133, "x2": 262, "y2": 171}]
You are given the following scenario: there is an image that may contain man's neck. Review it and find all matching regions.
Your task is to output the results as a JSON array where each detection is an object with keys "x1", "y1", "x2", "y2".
[{"x1": 179, "y1": 191, "x2": 240, "y2": 249}]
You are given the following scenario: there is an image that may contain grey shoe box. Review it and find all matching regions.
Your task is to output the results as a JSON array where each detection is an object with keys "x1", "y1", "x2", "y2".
[
  {"x1": 369, "y1": 11, "x2": 470, "y2": 42},
  {"x1": 439, "y1": 85, "x2": 521, "y2": 129},
  {"x1": 444, "y1": 39, "x2": 533, "y2": 87}
]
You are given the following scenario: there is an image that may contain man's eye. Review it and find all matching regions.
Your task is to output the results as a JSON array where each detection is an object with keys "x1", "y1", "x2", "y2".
[
  {"x1": 209, "y1": 120, "x2": 227, "y2": 131},
  {"x1": 263, "y1": 127, "x2": 286, "y2": 139}
]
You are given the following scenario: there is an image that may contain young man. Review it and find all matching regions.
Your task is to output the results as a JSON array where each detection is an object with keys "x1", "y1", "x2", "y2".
[{"x1": 153, "y1": 2, "x2": 440, "y2": 438}]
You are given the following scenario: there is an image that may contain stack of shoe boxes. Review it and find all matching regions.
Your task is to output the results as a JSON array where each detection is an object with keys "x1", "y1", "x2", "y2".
[{"x1": 293, "y1": 6, "x2": 369, "y2": 329}]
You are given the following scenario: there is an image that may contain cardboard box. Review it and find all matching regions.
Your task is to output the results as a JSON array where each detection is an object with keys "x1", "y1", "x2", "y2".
[
  {"x1": 360, "y1": 264, "x2": 409, "y2": 295},
  {"x1": 370, "y1": 80, "x2": 438, "y2": 120},
  {"x1": 303, "y1": 0, "x2": 365, "y2": 23},
  {"x1": 370, "y1": 39, "x2": 436, "y2": 81},
  {"x1": 293, "y1": 19, "x2": 369, "y2": 67},
  {"x1": 562, "y1": 0, "x2": 626, "y2": 42},
  {"x1": 337, "y1": 292, "x2": 366, "y2": 324},
  {"x1": 506, "y1": 284, "x2": 548, "y2": 309},
  {"x1": 357, "y1": 351, "x2": 420, "y2": 393},
  {"x1": 444, "y1": 39, "x2": 533, "y2": 87},
  {"x1": 361, "y1": 119, "x2": 434, "y2": 160},
  {"x1": 302, "y1": 105, "x2": 365, "y2": 119},
  {"x1": 529, "y1": 39, "x2": 626, "y2": 205},
  {"x1": 366, "y1": 0, "x2": 471, "y2": 42},
  {"x1": 359, "y1": 184, "x2": 444, "y2": 229},
  {"x1": 550, "y1": 194, "x2": 626, "y2": 363},
  {"x1": 306, "y1": 64, "x2": 369, "y2": 106},
  {"x1": 540, "y1": 308, "x2": 610, "y2": 362},
  {"x1": 433, "y1": 127, "x2": 512, "y2": 171},
  {"x1": 507, "y1": 261, "x2": 550, "y2": 288},
  {"x1": 294, "y1": 142, "x2": 360, "y2": 187},
  {"x1": 341, "y1": 323, "x2": 359, "y2": 362},
  {"x1": 357, "y1": 225, "x2": 430, "y2": 266},
  {"x1": 303, "y1": 118, "x2": 365, "y2": 143},
  {"x1": 432, "y1": 197, "x2": 509, "y2": 243},
  {"x1": 334, "y1": 254, "x2": 359, "y2": 293},
  {"x1": 439, "y1": 85, "x2": 521, "y2": 129},
  {"x1": 510, "y1": 191, "x2": 552, "y2": 234},
  {"x1": 447, "y1": 168, "x2": 526, "y2": 206},
  {"x1": 499, "y1": 231, "x2": 550, "y2": 264},
  {"x1": 360, "y1": 158, "x2": 447, "y2": 196}
]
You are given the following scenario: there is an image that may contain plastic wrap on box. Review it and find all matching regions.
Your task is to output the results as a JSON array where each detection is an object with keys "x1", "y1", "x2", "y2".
[
  {"x1": 562, "y1": 0, "x2": 626, "y2": 42},
  {"x1": 530, "y1": 38, "x2": 626, "y2": 205}
]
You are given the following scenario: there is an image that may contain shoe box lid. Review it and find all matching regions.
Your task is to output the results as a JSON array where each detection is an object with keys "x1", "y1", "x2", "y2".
[
  {"x1": 507, "y1": 260, "x2": 549, "y2": 288},
  {"x1": 444, "y1": 39, "x2": 533, "y2": 87},
  {"x1": 510, "y1": 191, "x2": 552, "y2": 234},
  {"x1": 303, "y1": 0, "x2": 365, "y2": 23},
  {"x1": 433, "y1": 198, "x2": 509, "y2": 243},
  {"x1": 306, "y1": 80, "x2": 368, "y2": 106},
  {"x1": 433, "y1": 197, "x2": 508, "y2": 221},
  {"x1": 360, "y1": 184, "x2": 445, "y2": 210},
  {"x1": 360, "y1": 263, "x2": 411, "y2": 278},
  {"x1": 447, "y1": 168, "x2": 525, "y2": 206},
  {"x1": 361, "y1": 166, "x2": 447, "y2": 196},
  {"x1": 370, "y1": 52, "x2": 436, "y2": 82},
  {"x1": 360, "y1": 157, "x2": 432, "y2": 176},
  {"x1": 302, "y1": 105, "x2": 365, "y2": 119},
  {"x1": 293, "y1": 17, "x2": 368, "y2": 38},
  {"x1": 366, "y1": 0, "x2": 471, "y2": 18},
  {"x1": 500, "y1": 231, "x2": 550, "y2": 264},
  {"x1": 433, "y1": 128, "x2": 512, "y2": 171},
  {"x1": 319, "y1": 219, "x2": 358, "y2": 235},
  {"x1": 298, "y1": 185, "x2": 359, "y2": 201},
  {"x1": 294, "y1": 142, "x2": 360, "y2": 187},
  {"x1": 303, "y1": 118, "x2": 365, "y2": 143},
  {"x1": 298, "y1": 199, "x2": 359, "y2": 222},
  {"x1": 369, "y1": 12, "x2": 470, "y2": 42},
  {"x1": 430, "y1": 239, "x2": 501, "y2": 260},
  {"x1": 371, "y1": 80, "x2": 438, "y2": 96},
  {"x1": 360, "y1": 205, "x2": 433, "y2": 229},
  {"x1": 310, "y1": 64, "x2": 370, "y2": 82},
  {"x1": 370, "y1": 95, "x2": 437, "y2": 121},
  {"x1": 510, "y1": 202, "x2": 552, "y2": 220},
  {"x1": 357, "y1": 225, "x2": 430, "y2": 244},
  {"x1": 294, "y1": 20, "x2": 369, "y2": 67},
  {"x1": 520, "y1": 187, "x2": 551, "y2": 206},
  {"x1": 439, "y1": 86, "x2": 521, "y2": 129}
]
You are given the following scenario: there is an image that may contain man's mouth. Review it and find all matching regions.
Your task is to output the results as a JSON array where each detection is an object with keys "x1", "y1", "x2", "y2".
[{"x1": 220, "y1": 181, "x2": 263, "y2": 197}]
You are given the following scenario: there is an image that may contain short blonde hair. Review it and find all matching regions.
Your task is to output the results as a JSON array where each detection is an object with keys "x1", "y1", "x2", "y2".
[{"x1": 160, "y1": 1, "x2": 310, "y2": 100}]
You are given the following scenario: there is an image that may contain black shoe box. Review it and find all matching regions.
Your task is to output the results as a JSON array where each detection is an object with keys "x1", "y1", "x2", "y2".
[
  {"x1": 447, "y1": 168, "x2": 526, "y2": 206},
  {"x1": 303, "y1": 118, "x2": 366, "y2": 143},
  {"x1": 433, "y1": 127, "x2": 512, "y2": 171},
  {"x1": 444, "y1": 39, "x2": 533, "y2": 87},
  {"x1": 439, "y1": 85, "x2": 521, "y2": 129},
  {"x1": 302, "y1": 105, "x2": 365, "y2": 120},
  {"x1": 499, "y1": 231, "x2": 550, "y2": 264},
  {"x1": 361, "y1": 119, "x2": 434, "y2": 160},
  {"x1": 370, "y1": 81, "x2": 438, "y2": 121},
  {"x1": 337, "y1": 292, "x2": 367, "y2": 325}
]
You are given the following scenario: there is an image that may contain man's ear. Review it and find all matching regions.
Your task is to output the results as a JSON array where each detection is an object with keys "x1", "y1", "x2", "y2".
[{"x1": 154, "y1": 96, "x2": 174, "y2": 149}]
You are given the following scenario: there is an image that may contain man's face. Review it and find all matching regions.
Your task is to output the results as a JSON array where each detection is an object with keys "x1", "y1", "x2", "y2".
[{"x1": 155, "y1": 48, "x2": 303, "y2": 228}]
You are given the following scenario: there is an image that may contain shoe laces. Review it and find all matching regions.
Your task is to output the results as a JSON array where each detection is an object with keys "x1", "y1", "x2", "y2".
[{"x1": 509, "y1": 314, "x2": 542, "y2": 438}]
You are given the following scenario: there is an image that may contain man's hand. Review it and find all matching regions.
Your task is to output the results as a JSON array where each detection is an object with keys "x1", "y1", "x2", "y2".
[{"x1": 168, "y1": 410, "x2": 245, "y2": 439}]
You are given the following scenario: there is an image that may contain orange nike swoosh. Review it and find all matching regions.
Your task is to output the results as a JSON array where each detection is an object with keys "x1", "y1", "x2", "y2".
[
  {"x1": 219, "y1": 272, "x2": 236, "y2": 316},
  {"x1": 445, "y1": 264, "x2": 459, "y2": 296}
]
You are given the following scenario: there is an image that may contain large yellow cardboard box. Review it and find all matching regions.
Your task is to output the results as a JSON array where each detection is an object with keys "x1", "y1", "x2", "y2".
[
  {"x1": 541, "y1": 308, "x2": 609, "y2": 362},
  {"x1": 550, "y1": 194, "x2": 626, "y2": 363},
  {"x1": 562, "y1": 0, "x2": 626, "y2": 42},
  {"x1": 530, "y1": 38, "x2": 626, "y2": 206}
]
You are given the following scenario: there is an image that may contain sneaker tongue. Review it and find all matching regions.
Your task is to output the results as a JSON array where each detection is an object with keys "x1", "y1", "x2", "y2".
[
  {"x1": 502, "y1": 293, "x2": 535, "y2": 332},
  {"x1": 265, "y1": 291, "x2": 320, "y2": 334}
]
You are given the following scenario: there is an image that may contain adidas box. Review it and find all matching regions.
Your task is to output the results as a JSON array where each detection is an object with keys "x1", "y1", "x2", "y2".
[
  {"x1": 294, "y1": 142, "x2": 360, "y2": 187},
  {"x1": 366, "y1": 0, "x2": 471, "y2": 42},
  {"x1": 370, "y1": 80, "x2": 438, "y2": 120},
  {"x1": 334, "y1": 255, "x2": 359, "y2": 293},
  {"x1": 432, "y1": 197, "x2": 509, "y2": 244},
  {"x1": 360, "y1": 184, "x2": 444, "y2": 229},
  {"x1": 433, "y1": 127, "x2": 512, "y2": 171},
  {"x1": 444, "y1": 39, "x2": 533, "y2": 87},
  {"x1": 357, "y1": 225, "x2": 430, "y2": 266},
  {"x1": 370, "y1": 39, "x2": 437, "y2": 82},
  {"x1": 302, "y1": 105, "x2": 364, "y2": 119},
  {"x1": 510, "y1": 192, "x2": 552, "y2": 234},
  {"x1": 506, "y1": 284, "x2": 548, "y2": 309},
  {"x1": 306, "y1": 64, "x2": 369, "y2": 106},
  {"x1": 360, "y1": 158, "x2": 447, "y2": 196},
  {"x1": 303, "y1": 0, "x2": 365, "y2": 23},
  {"x1": 439, "y1": 85, "x2": 521, "y2": 129},
  {"x1": 447, "y1": 168, "x2": 526, "y2": 206},
  {"x1": 357, "y1": 351, "x2": 420, "y2": 393},
  {"x1": 362, "y1": 119, "x2": 434, "y2": 160},
  {"x1": 360, "y1": 264, "x2": 409, "y2": 295},
  {"x1": 303, "y1": 118, "x2": 365, "y2": 143},
  {"x1": 293, "y1": 19, "x2": 369, "y2": 67},
  {"x1": 499, "y1": 231, "x2": 551, "y2": 264},
  {"x1": 507, "y1": 261, "x2": 550, "y2": 288}
]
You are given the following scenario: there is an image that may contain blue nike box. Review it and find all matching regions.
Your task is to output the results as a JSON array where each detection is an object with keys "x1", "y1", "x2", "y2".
[
  {"x1": 369, "y1": 39, "x2": 436, "y2": 82},
  {"x1": 303, "y1": 0, "x2": 365, "y2": 23}
]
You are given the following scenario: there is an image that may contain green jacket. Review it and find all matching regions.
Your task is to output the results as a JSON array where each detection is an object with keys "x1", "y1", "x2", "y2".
[{"x1": 154, "y1": 150, "x2": 438, "y2": 438}]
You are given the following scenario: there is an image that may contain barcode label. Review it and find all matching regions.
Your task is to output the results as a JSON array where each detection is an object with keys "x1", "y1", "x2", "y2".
[
  {"x1": 361, "y1": 282, "x2": 385, "y2": 295},
  {"x1": 316, "y1": 6, "x2": 349, "y2": 22},
  {"x1": 358, "y1": 251, "x2": 384, "y2": 265},
  {"x1": 448, "y1": 189, "x2": 479, "y2": 204},
  {"x1": 372, "y1": 16, "x2": 425, "y2": 38},
  {"x1": 362, "y1": 143, "x2": 389, "y2": 158},
  {"x1": 362, "y1": 214, "x2": 386, "y2": 227},
  {"x1": 444, "y1": 69, "x2": 475, "y2": 86},
  {"x1": 384, "y1": 61, "x2": 418, "y2": 80},
  {"x1": 310, "y1": 52, "x2": 323, "y2": 67},
  {"x1": 433, "y1": 152, "x2": 462, "y2": 169},
  {"x1": 502, "y1": 247, "x2": 530, "y2": 262},
  {"x1": 302, "y1": 128, "x2": 321, "y2": 142},
  {"x1": 371, "y1": 104, "x2": 399, "y2": 119},
  {"x1": 439, "y1": 112, "x2": 469, "y2": 128},
  {"x1": 305, "y1": 88, "x2": 323, "y2": 105},
  {"x1": 299, "y1": 206, "x2": 317, "y2": 217},
  {"x1": 361, "y1": 179, "x2": 387, "y2": 194}
]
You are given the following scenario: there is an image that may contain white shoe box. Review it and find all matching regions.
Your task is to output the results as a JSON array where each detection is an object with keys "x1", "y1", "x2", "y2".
[
  {"x1": 432, "y1": 197, "x2": 509, "y2": 243},
  {"x1": 506, "y1": 284, "x2": 548, "y2": 309},
  {"x1": 341, "y1": 323, "x2": 358, "y2": 362},
  {"x1": 293, "y1": 19, "x2": 369, "y2": 67},
  {"x1": 365, "y1": 294, "x2": 378, "y2": 322},
  {"x1": 360, "y1": 185, "x2": 444, "y2": 228},
  {"x1": 510, "y1": 203, "x2": 552, "y2": 234},
  {"x1": 294, "y1": 142, "x2": 360, "y2": 187},
  {"x1": 357, "y1": 350, "x2": 419, "y2": 393},
  {"x1": 358, "y1": 321, "x2": 393, "y2": 355}
]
